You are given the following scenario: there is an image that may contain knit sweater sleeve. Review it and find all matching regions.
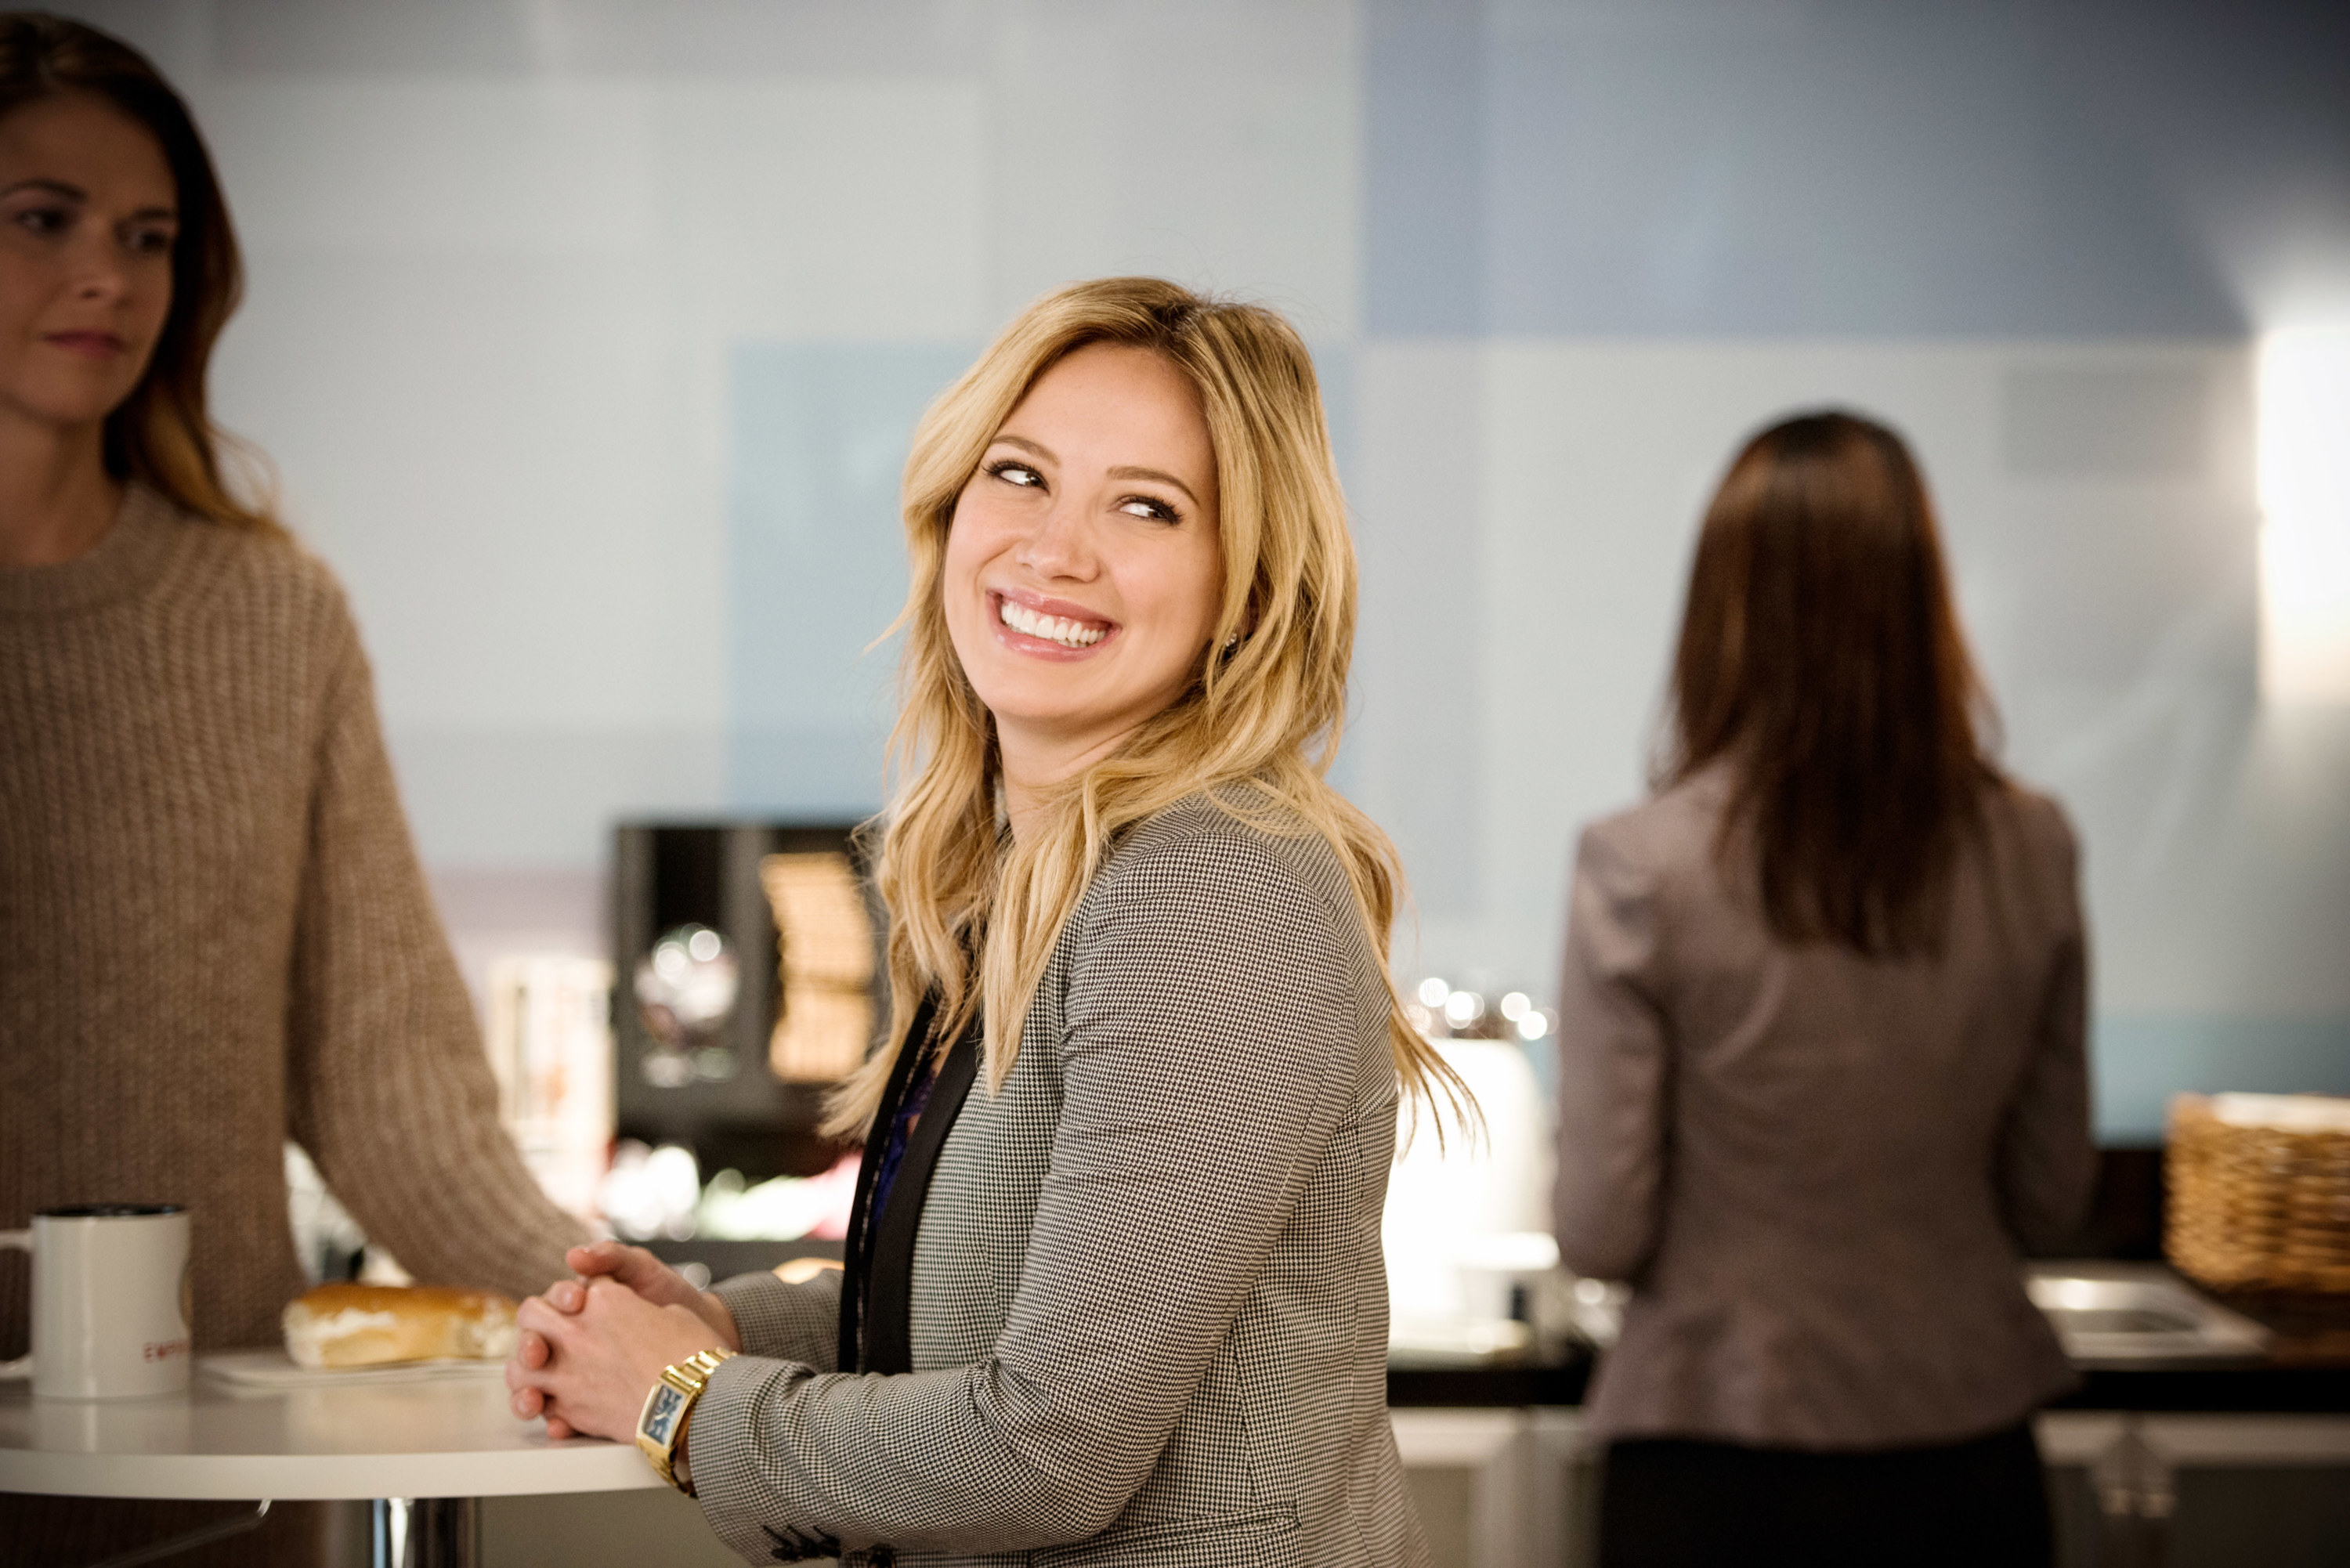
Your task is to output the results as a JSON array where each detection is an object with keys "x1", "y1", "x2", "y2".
[{"x1": 284, "y1": 585, "x2": 587, "y2": 1301}]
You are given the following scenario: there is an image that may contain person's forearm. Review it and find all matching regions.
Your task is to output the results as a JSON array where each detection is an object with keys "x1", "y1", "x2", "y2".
[{"x1": 288, "y1": 619, "x2": 590, "y2": 1297}]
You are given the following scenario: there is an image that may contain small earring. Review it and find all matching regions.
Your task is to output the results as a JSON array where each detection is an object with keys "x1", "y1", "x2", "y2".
[{"x1": 1224, "y1": 633, "x2": 1240, "y2": 651}]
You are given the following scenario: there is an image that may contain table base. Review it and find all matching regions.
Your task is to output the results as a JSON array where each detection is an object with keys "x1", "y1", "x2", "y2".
[{"x1": 373, "y1": 1497, "x2": 480, "y2": 1568}]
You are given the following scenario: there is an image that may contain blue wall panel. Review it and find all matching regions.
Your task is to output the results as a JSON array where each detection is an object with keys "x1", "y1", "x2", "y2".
[
  {"x1": 1363, "y1": 0, "x2": 2350, "y2": 338},
  {"x1": 1364, "y1": 1, "x2": 1488, "y2": 335},
  {"x1": 726, "y1": 341, "x2": 973, "y2": 816},
  {"x1": 2096, "y1": 1015, "x2": 2350, "y2": 1143}
]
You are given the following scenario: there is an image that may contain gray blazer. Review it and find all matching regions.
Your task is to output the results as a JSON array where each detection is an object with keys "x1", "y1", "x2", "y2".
[
  {"x1": 1553, "y1": 769, "x2": 2095, "y2": 1450},
  {"x1": 692, "y1": 795, "x2": 1430, "y2": 1567}
]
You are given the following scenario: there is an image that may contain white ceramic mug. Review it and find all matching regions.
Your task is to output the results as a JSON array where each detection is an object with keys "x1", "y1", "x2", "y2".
[{"x1": 1, "y1": 1204, "x2": 193, "y2": 1400}]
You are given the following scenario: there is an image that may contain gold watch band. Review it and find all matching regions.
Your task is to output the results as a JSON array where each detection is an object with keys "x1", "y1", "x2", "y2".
[{"x1": 636, "y1": 1347, "x2": 737, "y2": 1496}]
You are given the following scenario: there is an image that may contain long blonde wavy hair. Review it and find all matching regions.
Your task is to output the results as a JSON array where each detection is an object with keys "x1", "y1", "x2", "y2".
[{"x1": 824, "y1": 276, "x2": 1470, "y2": 1142}]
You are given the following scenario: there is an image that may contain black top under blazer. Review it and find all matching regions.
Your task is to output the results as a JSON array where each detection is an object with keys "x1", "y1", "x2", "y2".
[
  {"x1": 842, "y1": 1003, "x2": 979, "y2": 1379},
  {"x1": 693, "y1": 794, "x2": 1430, "y2": 1567}
]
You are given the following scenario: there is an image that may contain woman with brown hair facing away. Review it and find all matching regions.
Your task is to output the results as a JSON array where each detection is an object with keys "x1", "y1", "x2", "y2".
[
  {"x1": 0, "y1": 15, "x2": 584, "y2": 1563},
  {"x1": 1553, "y1": 412, "x2": 2095, "y2": 1567},
  {"x1": 507, "y1": 276, "x2": 1466, "y2": 1566}
]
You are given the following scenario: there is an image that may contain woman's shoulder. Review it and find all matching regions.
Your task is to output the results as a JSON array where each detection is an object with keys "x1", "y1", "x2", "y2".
[
  {"x1": 146, "y1": 490, "x2": 339, "y2": 594},
  {"x1": 1982, "y1": 775, "x2": 2076, "y2": 847},
  {"x1": 1975, "y1": 774, "x2": 2082, "y2": 893},
  {"x1": 1062, "y1": 791, "x2": 1379, "y2": 1024},
  {"x1": 141, "y1": 489, "x2": 360, "y2": 647},
  {"x1": 1087, "y1": 789, "x2": 1360, "y2": 941},
  {"x1": 1579, "y1": 768, "x2": 1730, "y2": 883}
]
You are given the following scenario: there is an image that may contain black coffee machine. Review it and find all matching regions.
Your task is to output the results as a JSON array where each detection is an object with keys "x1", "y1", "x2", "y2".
[{"x1": 611, "y1": 819, "x2": 888, "y2": 1184}]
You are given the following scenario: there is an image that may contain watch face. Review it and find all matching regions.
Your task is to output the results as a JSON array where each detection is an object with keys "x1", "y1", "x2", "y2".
[{"x1": 643, "y1": 1382, "x2": 686, "y2": 1444}]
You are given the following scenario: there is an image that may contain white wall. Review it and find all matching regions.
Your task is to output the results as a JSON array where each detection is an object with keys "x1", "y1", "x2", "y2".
[
  {"x1": 155, "y1": 4, "x2": 1363, "y2": 864},
  {"x1": 61, "y1": 0, "x2": 2350, "y2": 1138}
]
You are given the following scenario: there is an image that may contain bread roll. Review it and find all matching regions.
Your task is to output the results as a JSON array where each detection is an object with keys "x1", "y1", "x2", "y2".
[{"x1": 283, "y1": 1283, "x2": 519, "y2": 1370}]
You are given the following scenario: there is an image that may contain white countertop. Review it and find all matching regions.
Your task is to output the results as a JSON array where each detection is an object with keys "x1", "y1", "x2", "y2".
[{"x1": 0, "y1": 1362, "x2": 663, "y2": 1501}]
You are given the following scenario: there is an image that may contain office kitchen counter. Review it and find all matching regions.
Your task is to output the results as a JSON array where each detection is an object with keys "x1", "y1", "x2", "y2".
[{"x1": 1389, "y1": 1270, "x2": 2350, "y2": 1414}]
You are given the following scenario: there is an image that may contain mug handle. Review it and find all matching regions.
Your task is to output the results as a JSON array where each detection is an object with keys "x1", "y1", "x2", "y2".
[{"x1": 0, "y1": 1229, "x2": 29, "y2": 1379}]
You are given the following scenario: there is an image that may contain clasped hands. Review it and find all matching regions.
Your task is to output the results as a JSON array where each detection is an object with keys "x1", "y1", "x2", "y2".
[{"x1": 504, "y1": 1240, "x2": 741, "y2": 1442}]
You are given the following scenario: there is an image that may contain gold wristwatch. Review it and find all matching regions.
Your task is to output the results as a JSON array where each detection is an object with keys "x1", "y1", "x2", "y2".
[{"x1": 635, "y1": 1347, "x2": 737, "y2": 1496}]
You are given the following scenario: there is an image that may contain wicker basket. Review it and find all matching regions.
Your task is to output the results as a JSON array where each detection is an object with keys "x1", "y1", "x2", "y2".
[{"x1": 2167, "y1": 1094, "x2": 2350, "y2": 1295}]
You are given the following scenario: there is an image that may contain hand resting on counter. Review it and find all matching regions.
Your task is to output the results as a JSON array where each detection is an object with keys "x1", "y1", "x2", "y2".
[{"x1": 505, "y1": 1241, "x2": 742, "y2": 1442}]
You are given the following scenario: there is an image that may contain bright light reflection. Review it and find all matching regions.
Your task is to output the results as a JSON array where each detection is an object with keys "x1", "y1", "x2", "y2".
[{"x1": 2258, "y1": 327, "x2": 2350, "y2": 705}]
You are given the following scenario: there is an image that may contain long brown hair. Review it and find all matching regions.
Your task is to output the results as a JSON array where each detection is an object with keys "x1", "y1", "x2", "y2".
[
  {"x1": 1659, "y1": 410, "x2": 2001, "y2": 956},
  {"x1": 826, "y1": 277, "x2": 1471, "y2": 1143},
  {"x1": 0, "y1": 13, "x2": 277, "y2": 535}
]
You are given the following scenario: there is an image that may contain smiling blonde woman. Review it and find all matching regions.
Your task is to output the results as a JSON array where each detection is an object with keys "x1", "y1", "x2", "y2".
[{"x1": 510, "y1": 278, "x2": 1466, "y2": 1566}]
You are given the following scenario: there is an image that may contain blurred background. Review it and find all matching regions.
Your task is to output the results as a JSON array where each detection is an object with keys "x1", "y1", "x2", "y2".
[
  {"x1": 30, "y1": 3, "x2": 2349, "y2": 1563},
  {"x1": 61, "y1": 1, "x2": 2349, "y2": 1149}
]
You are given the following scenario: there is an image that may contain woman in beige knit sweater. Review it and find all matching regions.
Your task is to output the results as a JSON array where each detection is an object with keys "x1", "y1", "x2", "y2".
[{"x1": 0, "y1": 16, "x2": 586, "y2": 1563}]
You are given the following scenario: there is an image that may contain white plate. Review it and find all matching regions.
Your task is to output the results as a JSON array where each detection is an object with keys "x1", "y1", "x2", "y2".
[{"x1": 197, "y1": 1351, "x2": 507, "y2": 1389}]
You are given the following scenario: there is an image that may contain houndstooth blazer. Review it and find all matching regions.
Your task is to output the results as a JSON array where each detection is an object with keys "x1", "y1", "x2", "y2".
[{"x1": 692, "y1": 793, "x2": 1430, "y2": 1568}]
